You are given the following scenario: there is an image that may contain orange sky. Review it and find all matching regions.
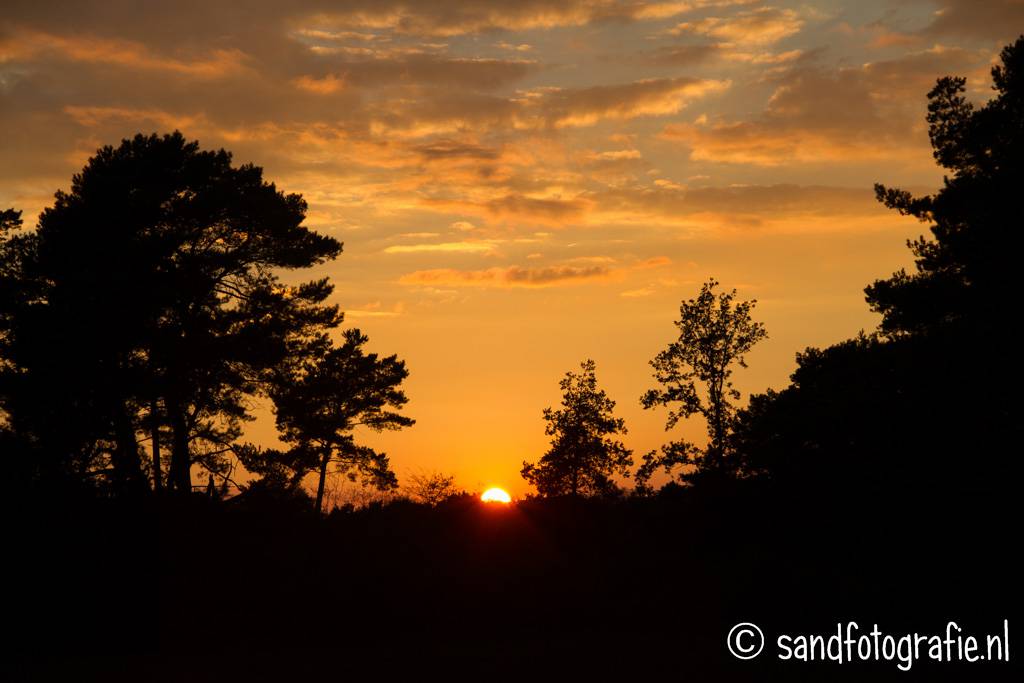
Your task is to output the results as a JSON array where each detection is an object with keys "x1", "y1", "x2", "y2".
[{"x1": 2, "y1": 0, "x2": 1021, "y2": 497}]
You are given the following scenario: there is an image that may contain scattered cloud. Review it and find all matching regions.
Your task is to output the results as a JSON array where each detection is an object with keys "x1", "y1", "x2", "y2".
[
  {"x1": 520, "y1": 77, "x2": 730, "y2": 128},
  {"x1": 496, "y1": 41, "x2": 533, "y2": 52},
  {"x1": 589, "y1": 149, "x2": 643, "y2": 161},
  {"x1": 399, "y1": 264, "x2": 616, "y2": 288},
  {"x1": 384, "y1": 240, "x2": 499, "y2": 254},
  {"x1": 638, "y1": 43, "x2": 726, "y2": 66},
  {"x1": 293, "y1": 73, "x2": 346, "y2": 94},
  {"x1": 921, "y1": 0, "x2": 1024, "y2": 42},
  {"x1": 1, "y1": 29, "x2": 250, "y2": 79},
  {"x1": 301, "y1": 1, "x2": 702, "y2": 37},
  {"x1": 620, "y1": 287, "x2": 656, "y2": 297},
  {"x1": 661, "y1": 45, "x2": 993, "y2": 165},
  {"x1": 344, "y1": 301, "x2": 405, "y2": 318},
  {"x1": 668, "y1": 7, "x2": 805, "y2": 45},
  {"x1": 412, "y1": 139, "x2": 502, "y2": 161},
  {"x1": 399, "y1": 254, "x2": 672, "y2": 289}
]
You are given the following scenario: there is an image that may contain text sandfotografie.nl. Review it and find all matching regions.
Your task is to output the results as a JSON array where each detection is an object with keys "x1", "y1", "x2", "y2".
[{"x1": 727, "y1": 620, "x2": 1010, "y2": 671}]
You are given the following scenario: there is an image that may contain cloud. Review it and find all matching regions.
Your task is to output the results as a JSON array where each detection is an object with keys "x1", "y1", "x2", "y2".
[
  {"x1": 482, "y1": 194, "x2": 589, "y2": 223},
  {"x1": 1, "y1": 30, "x2": 250, "y2": 79},
  {"x1": 412, "y1": 139, "x2": 502, "y2": 160},
  {"x1": 336, "y1": 56, "x2": 538, "y2": 89},
  {"x1": 293, "y1": 73, "x2": 346, "y2": 94},
  {"x1": 589, "y1": 149, "x2": 642, "y2": 161},
  {"x1": 496, "y1": 42, "x2": 533, "y2": 52},
  {"x1": 660, "y1": 46, "x2": 993, "y2": 166},
  {"x1": 61, "y1": 105, "x2": 206, "y2": 131},
  {"x1": 399, "y1": 264, "x2": 616, "y2": 288},
  {"x1": 397, "y1": 253, "x2": 673, "y2": 289},
  {"x1": 344, "y1": 301, "x2": 405, "y2": 318},
  {"x1": 581, "y1": 183, "x2": 897, "y2": 231},
  {"x1": 419, "y1": 192, "x2": 590, "y2": 225},
  {"x1": 383, "y1": 240, "x2": 499, "y2": 254},
  {"x1": 366, "y1": 76, "x2": 728, "y2": 138},
  {"x1": 638, "y1": 256, "x2": 672, "y2": 268},
  {"x1": 640, "y1": 43, "x2": 726, "y2": 66},
  {"x1": 921, "y1": 0, "x2": 1024, "y2": 42},
  {"x1": 668, "y1": 7, "x2": 804, "y2": 45},
  {"x1": 522, "y1": 77, "x2": 730, "y2": 128},
  {"x1": 303, "y1": 1, "x2": 701, "y2": 37},
  {"x1": 0, "y1": 0, "x2": 998, "y2": 247},
  {"x1": 620, "y1": 287, "x2": 656, "y2": 297}
]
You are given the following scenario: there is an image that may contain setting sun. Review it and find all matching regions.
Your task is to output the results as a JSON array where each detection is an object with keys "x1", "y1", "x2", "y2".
[{"x1": 480, "y1": 488, "x2": 512, "y2": 504}]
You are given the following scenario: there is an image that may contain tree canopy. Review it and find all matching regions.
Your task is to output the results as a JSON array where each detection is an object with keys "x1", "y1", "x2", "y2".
[
  {"x1": 521, "y1": 359, "x2": 632, "y2": 497},
  {"x1": 0, "y1": 132, "x2": 357, "y2": 497},
  {"x1": 638, "y1": 278, "x2": 767, "y2": 489},
  {"x1": 867, "y1": 36, "x2": 1024, "y2": 337},
  {"x1": 257, "y1": 328, "x2": 413, "y2": 513},
  {"x1": 733, "y1": 35, "x2": 1024, "y2": 496}
]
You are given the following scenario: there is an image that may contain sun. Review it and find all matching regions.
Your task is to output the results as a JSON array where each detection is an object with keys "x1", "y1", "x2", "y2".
[{"x1": 480, "y1": 487, "x2": 512, "y2": 504}]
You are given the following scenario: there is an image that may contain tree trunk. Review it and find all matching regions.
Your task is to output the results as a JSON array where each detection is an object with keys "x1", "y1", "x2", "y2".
[
  {"x1": 112, "y1": 400, "x2": 146, "y2": 496},
  {"x1": 314, "y1": 450, "x2": 330, "y2": 514},
  {"x1": 150, "y1": 399, "x2": 162, "y2": 492},
  {"x1": 166, "y1": 394, "x2": 192, "y2": 494},
  {"x1": 708, "y1": 380, "x2": 726, "y2": 466}
]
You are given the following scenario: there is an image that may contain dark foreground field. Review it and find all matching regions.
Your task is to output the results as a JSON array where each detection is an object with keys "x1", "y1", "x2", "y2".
[{"x1": 11, "y1": 482, "x2": 1021, "y2": 681}]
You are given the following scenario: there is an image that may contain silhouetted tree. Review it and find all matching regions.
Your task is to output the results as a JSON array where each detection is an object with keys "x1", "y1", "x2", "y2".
[
  {"x1": 521, "y1": 359, "x2": 632, "y2": 497},
  {"x1": 868, "y1": 36, "x2": 1024, "y2": 338},
  {"x1": 0, "y1": 133, "x2": 343, "y2": 495},
  {"x1": 405, "y1": 471, "x2": 462, "y2": 506},
  {"x1": 263, "y1": 329, "x2": 413, "y2": 513},
  {"x1": 732, "y1": 36, "x2": 1024, "y2": 496},
  {"x1": 0, "y1": 208, "x2": 26, "y2": 375},
  {"x1": 637, "y1": 279, "x2": 766, "y2": 490}
]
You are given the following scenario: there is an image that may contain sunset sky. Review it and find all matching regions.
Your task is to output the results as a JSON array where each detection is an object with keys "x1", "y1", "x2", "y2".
[{"x1": 3, "y1": 1, "x2": 1021, "y2": 496}]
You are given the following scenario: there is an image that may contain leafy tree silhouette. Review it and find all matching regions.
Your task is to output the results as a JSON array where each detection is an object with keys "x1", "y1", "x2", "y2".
[
  {"x1": 868, "y1": 36, "x2": 1024, "y2": 338},
  {"x1": 733, "y1": 35, "x2": 1024, "y2": 496},
  {"x1": 521, "y1": 359, "x2": 632, "y2": 497},
  {"x1": 405, "y1": 471, "x2": 463, "y2": 506},
  {"x1": 637, "y1": 278, "x2": 766, "y2": 490},
  {"x1": 253, "y1": 328, "x2": 414, "y2": 513},
  {"x1": 0, "y1": 133, "x2": 343, "y2": 495}
]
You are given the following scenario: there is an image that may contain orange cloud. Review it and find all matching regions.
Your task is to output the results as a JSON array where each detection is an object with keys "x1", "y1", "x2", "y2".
[
  {"x1": 639, "y1": 43, "x2": 726, "y2": 66},
  {"x1": 293, "y1": 74, "x2": 347, "y2": 94},
  {"x1": 304, "y1": 1, "x2": 701, "y2": 37},
  {"x1": 921, "y1": 0, "x2": 1024, "y2": 42},
  {"x1": 421, "y1": 193, "x2": 590, "y2": 226},
  {"x1": 621, "y1": 184, "x2": 877, "y2": 211},
  {"x1": 344, "y1": 301, "x2": 405, "y2": 319},
  {"x1": 397, "y1": 253, "x2": 674, "y2": 289},
  {"x1": 399, "y1": 264, "x2": 617, "y2": 288},
  {"x1": 521, "y1": 77, "x2": 730, "y2": 128},
  {"x1": 661, "y1": 46, "x2": 992, "y2": 166},
  {"x1": 62, "y1": 106, "x2": 206, "y2": 131},
  {"x1": 363, "y1": 76, "x2": 728, "y2": 139},
  {"x1": 668, "y1": 7, "x2": 804, "y2": 45},
  {"x1": 340, "y1": 56, "x2": 538, "y2": 89},
  {"x1": 2, "y1": 30, "x2": 249, "y2": 78},
  {"x1": 383, "y1": 241, "x2": 499, "y2": 254},
  {"x1": 412, "y1": 139, "x2": 502, "y2": 161}
]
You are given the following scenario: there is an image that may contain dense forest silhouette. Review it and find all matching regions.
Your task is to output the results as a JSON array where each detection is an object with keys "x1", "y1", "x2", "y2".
[{"x1": 5, "y1": 35, "x2": 1024, "y2": 682}]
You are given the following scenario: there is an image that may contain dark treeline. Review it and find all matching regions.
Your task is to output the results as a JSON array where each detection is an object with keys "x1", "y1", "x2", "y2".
[
  {"x1": 6, "y1": 36, "x2": 1024, "y2": 682},
  {"x1": 0, "y1": 134, "x2": 413, "y2": 512}
]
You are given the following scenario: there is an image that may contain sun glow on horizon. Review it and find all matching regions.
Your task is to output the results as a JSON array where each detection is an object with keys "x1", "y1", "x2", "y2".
[{"x1": 480, "y1": 487, "x2": 512, "y2": 504}]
